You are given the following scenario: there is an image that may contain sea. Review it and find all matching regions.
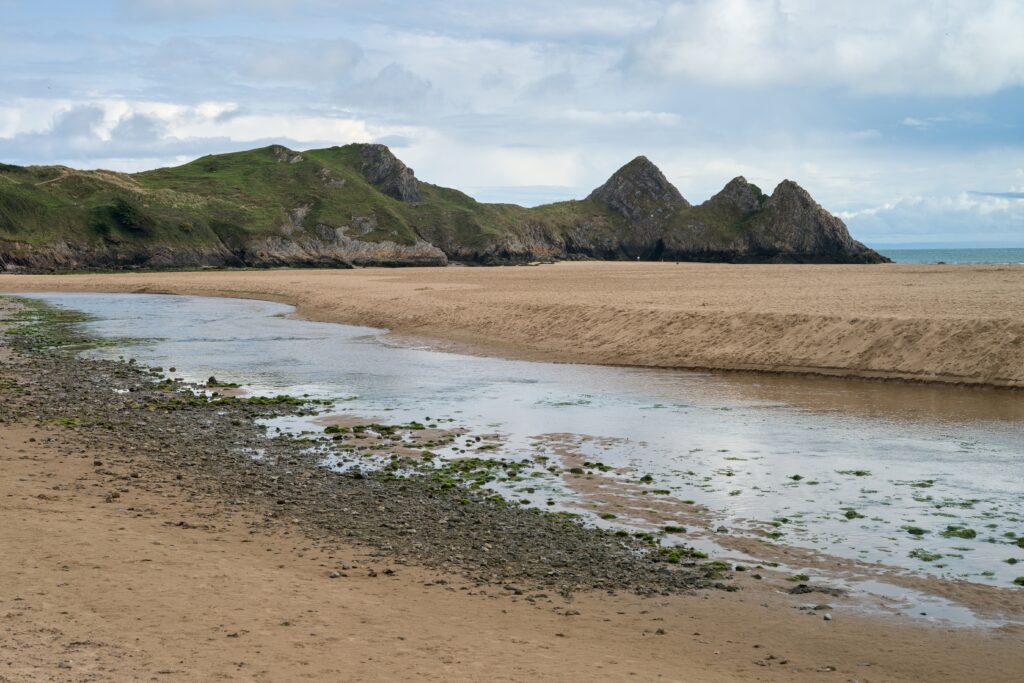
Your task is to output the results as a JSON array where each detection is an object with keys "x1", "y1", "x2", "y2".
[{"x1": 875, "y1": 247, "x2": 1024, "y2": 264}]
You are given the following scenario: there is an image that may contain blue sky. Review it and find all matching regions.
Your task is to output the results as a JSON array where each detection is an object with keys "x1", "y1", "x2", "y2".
[{"x1": 2, "y1": 0, "x2": 1023, "y2": 246}]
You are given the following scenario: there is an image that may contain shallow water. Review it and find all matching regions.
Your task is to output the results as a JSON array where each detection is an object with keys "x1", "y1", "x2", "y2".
[
  {"x1": 18, "y1": 293, "x2": 1024, "y2": 593},
  {"x1": 877, "y1": 246, "x2": 1024, "y2": 264}
]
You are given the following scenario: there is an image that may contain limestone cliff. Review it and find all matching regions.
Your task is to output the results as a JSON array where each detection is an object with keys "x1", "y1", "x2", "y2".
[{"x1": 0, "y1": 144, "x2": 887, "y2": 271}]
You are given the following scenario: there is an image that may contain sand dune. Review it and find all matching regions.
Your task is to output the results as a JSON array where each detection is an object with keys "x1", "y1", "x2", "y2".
[{"x1": 3, "y1": 261, "x2": 1023, "y2": 387}]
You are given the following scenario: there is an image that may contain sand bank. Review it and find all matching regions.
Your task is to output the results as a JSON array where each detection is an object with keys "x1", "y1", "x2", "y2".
[
  {"x1": 3, "y1": 278, "x2": 1023, "y2": 681},
  {"x1": 3, "y1": 261, "x2": 1023, "y2": 388}
]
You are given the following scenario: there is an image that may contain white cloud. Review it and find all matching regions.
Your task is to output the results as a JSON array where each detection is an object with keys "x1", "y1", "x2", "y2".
[
  {"x1": 839, "y1": 192, "x2": 1024, "y2": 245},
  {"x1": 626, "y1": 0, "x2": 1024, "y2": 95},
  {"x1": 344, "y1": 64, "x2": 437, "y2": 114},
  {"x1": 170, "y1": 111, "x2": 373, "y2": 143},
  {"x1": 124, "y1": 0, "x2": 298, "y2": 18},
  {"x1": 839, "y1": 193, "x2": 1023, "y2": 221},
  {"x1": 364, "y1": 28, "x2": 621, "y2": 116},
  {"x1": 241, "y1": 39, "x2": 361, "y2": 83},
  {"x1": 0, "y1": 98, "x2": 378, "y2": 168},
  {"x1": 555, "y1": 109, "x2": 681, "y2": 126},
  {"x1": 3, "y1": 0, "x2": 1024, "y2": 245},
  {"x1": 901, "y1": 117, "x2": 943, "y2": 129},
  {"x1": 392, "y1": 130, "x2": 589, "y2": 190}
]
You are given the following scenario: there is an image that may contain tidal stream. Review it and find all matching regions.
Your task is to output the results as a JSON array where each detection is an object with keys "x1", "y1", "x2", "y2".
[{"x1": 19, "y1": 293, "x2": 1024, "y2": 610}]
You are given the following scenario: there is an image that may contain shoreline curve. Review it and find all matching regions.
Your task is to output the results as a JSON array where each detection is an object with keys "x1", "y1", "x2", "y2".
[{"x1": 2, "y1": 261, "x2": 1022, "y2": 390}]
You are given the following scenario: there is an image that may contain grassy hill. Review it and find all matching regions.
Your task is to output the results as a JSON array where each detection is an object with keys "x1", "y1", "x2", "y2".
[{"x1": 0, "y1": 143, "x2": 885, "y2": 271}]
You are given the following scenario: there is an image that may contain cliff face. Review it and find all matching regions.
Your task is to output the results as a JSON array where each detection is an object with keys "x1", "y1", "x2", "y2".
[
  {"x1": 744, "y1": 180, "x2": 879, "y2": 262},
  {"x1": 0, "y1": 144, "x2": 886, "y2": 271},
  {"x1": 359, "y1": 144, "x2": 421, "y2": 203},
  {"x1": 587, "y1": 156, "x2": 689, "y2": 222}
]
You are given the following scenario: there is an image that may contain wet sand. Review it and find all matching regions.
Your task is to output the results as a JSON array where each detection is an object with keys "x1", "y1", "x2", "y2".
[
  {"x1": 2, "y1": 267, "x2": 1024, "y2": 680},
  {"x1": 3, "y1": 261, "x2": 1023, "y2": 388},
  {"x1": 4, "y1": 422, "x2": 1023, "y2": 682}
]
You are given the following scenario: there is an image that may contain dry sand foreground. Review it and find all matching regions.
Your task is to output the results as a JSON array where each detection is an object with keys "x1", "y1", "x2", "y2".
[
  {"x1": 3, "y1": 261, "x2": 1023, "y2": 387},
  {"x1": 4, "y1": 421, "x2": 1024, "y2": 682}
]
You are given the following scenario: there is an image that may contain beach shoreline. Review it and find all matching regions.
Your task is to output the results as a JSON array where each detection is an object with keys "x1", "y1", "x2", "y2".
[
  {"x1": 2, "y1": 295, "x2": 1022, "y2": 682},
  {"x1": 7, "y1": 416, "x2": 1022, "y2": 682},
  {"x1": 2, "y1": 261, "x2": 1023, "y2": 389}
]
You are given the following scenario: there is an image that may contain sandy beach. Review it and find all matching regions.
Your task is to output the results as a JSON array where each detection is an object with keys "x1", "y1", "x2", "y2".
[
  {"x1": 2, "y1": 266, "x2": 1024, "y2": 681},
  {"x1": 3, "y1": 370, "x2": 1022, "y2": 682},
  {"x1": 3, "y1": 261, "x2": 1023, "y2": 388}
]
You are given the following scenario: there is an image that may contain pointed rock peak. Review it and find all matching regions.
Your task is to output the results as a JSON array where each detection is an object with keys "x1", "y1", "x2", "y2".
[
  {"x1": 708, "y1": 176, "x2": 767, "y2": 212},
  {"x1": 618, "y1": 155, "x2": 659, "y2": 175},
  {"x1": 604, "y1": 156, "x2": 680, "y2": 195},
  {"x1": 269, "y1": 145, "x2": 304, "y2": 164},
  {"x1": 587, "y1": 156, "x2": 689, "y2": 220},
  {"x1": 764, "y1": 179, "x2": 822, "y2": 216},
  {"x1": 359, "y1": 144, "x2": 420, "y2": 202},
  {"x1": 769, "y1": 179, "x2": 814, "y2": 203}
]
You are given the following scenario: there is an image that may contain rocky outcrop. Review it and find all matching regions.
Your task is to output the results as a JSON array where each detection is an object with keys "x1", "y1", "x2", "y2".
[
  {"x1": 0, "y1": 144, "x2": 887, "y2": 271},
  {"x1": 271, "y1": 145, "x2": 304, "y2": 164},
  {"x1": 359, "y1": 144, "x2": 421, "y2": 202},
  {"x1": 240, "y1": 223, "x2": 446, "y2": 267},
  {"x1": 587, "y1": 156, "x2": 689, "y2": 225},
  {"x1": 553, "y1": 169, "x2": 884, "y2": 264},
  {"x1": 634, "y1": 176, "x2": 887, "y2": 263},
  {"x1": 705, "y1": 177, "x2": 766, "y2": 213},
  {"x1": 0, "y1": 239, "x2": 238, "y2": 272},
  {"x1": 0, "y1": 228, "x2": 447, "y2": 272},
  {"x1": 744, "y1": 180, "x2": 877, "y2": 260}
]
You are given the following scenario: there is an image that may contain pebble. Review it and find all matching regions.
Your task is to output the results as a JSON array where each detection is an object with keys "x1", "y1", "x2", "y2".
[{"x1": 0, "y1": 307, "x2": 722, "y2": 599}]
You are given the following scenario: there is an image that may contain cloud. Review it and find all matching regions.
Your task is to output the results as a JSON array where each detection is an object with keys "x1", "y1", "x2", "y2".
[
  {"x1": 49, "y1": 106, "x2": 107, "y2": 140},
  {"x1": 344, "y1": 64, "x2": 436, "y2": 113},
  {"x1": 462, "y1": 184, "x2": 584, "y2": 207},
  {"x1": 970, "y1": 191, "x2": 1024, "y2": 199},
  {"x1": 3, "y1": 0, "x2": 1024, "y2": 245},
  {"x1": 524, "y1": 72, "x2": 578, "y2": 100},
  {"x1": 554, "y1": 109, "x2": 681, "y2": 126},
  {"x1": 0, "y1": 106, "x2": 110, "y2": 160},
  {"x1": 110, "y1": 113, "x2": 168, "y2": 142},
  {"x1": 901, "y1": 117, "x2": 949, "y2": 129},
  {"x1": 839, "y1": 192, "x2": 1024, "y2": 245},
  {"x1": 123, "y1": 0, "x2": 298, "y2": 19},
  {"x1": 122, "y1": 0, "x2": 661, "y2": 41},
  {"x1": 0, "y1": 100, "x2": 377, "y2": 168},
  {"x1": 624, "y1": 0, "x2": 1024, "y2": 95},
  {"x1": 241, "y1": 39, "x2": 362, "y2": 84}
]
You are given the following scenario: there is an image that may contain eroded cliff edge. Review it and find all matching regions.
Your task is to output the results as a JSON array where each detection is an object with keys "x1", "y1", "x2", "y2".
[{"x1": 0, "y1": 144, "x2": 887, "y2": 271}]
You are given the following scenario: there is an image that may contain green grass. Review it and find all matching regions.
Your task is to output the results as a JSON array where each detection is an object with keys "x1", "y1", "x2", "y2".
[{"x1": 0, "y1": 142, "x2": 784, "y2": 264}]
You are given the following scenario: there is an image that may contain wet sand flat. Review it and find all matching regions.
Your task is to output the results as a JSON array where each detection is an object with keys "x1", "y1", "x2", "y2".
[
  {"x1": 4, "y1": 421, "x2": 1024, "y2": 682},
  {"x1": 3, "y1": 261, "x2": 1023, "y2": 388},
  {"x1": 2, "y1": 279, "x2": 1023, "y2": 681}
]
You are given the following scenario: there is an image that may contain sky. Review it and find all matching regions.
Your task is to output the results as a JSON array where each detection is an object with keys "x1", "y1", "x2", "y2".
[{"x1": 2, "y1": 0, "x2": 1023, "y2": 247}]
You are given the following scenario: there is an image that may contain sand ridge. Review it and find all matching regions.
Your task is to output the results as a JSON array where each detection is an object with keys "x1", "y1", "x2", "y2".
[{"x1": 2, "y1": 261, "x2": 1023, "y2": 387}]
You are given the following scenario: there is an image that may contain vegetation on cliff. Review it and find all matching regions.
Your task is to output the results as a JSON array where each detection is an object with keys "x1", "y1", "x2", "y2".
[{"x1": 0, "y1": 144, "x2": 886, "y2": 270}]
